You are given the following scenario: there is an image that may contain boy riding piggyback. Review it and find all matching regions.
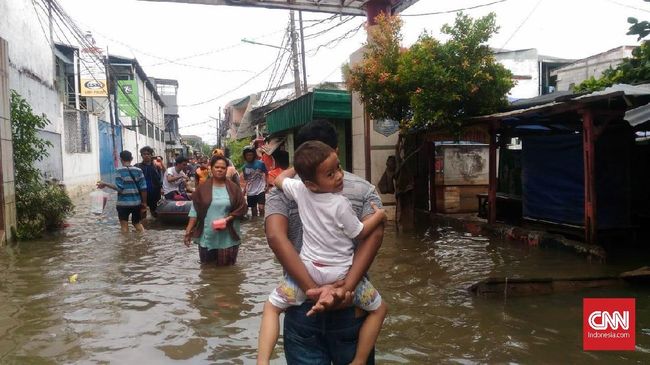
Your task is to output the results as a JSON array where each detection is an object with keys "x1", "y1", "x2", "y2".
[{"x1": 257, "y1": 140, "x2": 388, "y2": 365}]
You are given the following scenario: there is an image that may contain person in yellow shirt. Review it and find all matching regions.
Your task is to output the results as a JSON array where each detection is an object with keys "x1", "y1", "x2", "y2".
[{"x1": 195, "y1": 157, "x2": 211, "y2": 185}]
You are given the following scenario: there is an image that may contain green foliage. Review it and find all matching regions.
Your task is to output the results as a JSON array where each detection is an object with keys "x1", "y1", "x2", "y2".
[
  {"x1": 344, "y1": 13, "x2": 513, "y2": 133},
  {"x1": 10, "y1": 90, "x2": 74, "y2": 240},
  {"x1": 224, "y1": 137, "x2": 251, "y2": 170}
]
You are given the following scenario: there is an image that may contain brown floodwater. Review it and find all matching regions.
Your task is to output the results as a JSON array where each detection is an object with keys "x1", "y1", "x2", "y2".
[{"x1": 0, "y1": 195, "x2": 648, "y2": 364}]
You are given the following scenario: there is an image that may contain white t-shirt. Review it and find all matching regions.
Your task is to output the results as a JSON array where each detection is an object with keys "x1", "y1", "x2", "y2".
[
  {"x1": 162, "y1": 166, "x2": 186, "y2": 195},
  {"x1": 281, "y1": 178, "x2": 363, "y2": 267}
]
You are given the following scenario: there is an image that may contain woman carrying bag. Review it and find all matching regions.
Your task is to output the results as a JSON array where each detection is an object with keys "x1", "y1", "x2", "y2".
[{"x1": 183, "y1": 155, "x2": 248, "y2": 265}]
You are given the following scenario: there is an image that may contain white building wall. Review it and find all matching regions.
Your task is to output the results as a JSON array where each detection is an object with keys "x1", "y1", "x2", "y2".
[
  {"x1": 495, "y1": 49, "x2": 540, "y2": 99},
  {"x1": 0, "y1": 0, "x2": 60, "y2": 135},
  {"x1": 61, "y1": 112, "x2": 101, "y2": 197},
  {"x1": 552, "y1": 46, "x2": 635, "y2": 91}
]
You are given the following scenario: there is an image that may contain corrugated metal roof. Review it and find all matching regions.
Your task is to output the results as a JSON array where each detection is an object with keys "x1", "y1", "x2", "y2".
[{"x1": 266, "y1": 89, "x2": 351, "y2": 133}]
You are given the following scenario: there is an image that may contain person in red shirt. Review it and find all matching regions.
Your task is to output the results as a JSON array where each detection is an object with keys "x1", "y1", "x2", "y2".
[{"x1": 267, "y1": 150, "x2": 289, "y2": 189}]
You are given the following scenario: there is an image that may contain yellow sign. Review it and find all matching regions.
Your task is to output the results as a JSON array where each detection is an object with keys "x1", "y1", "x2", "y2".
[{"x1": 79, "y1": 46, "x2": 108, "y2": 97}]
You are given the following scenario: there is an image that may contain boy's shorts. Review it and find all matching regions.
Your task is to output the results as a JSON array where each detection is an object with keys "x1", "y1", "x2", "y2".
[
  {"x1": 247, "y1": 192, "x2": 266, "y2": 207},
  {"x1": 268, "y1": 260, "x2": 382, "y2": 312},
  {"x1": 116, "y1": 206, "x2": 142, "y2": 224}
]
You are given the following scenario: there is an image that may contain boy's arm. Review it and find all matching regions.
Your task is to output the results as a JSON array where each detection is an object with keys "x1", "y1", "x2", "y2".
[
  {"x1": 274, "y1": 167, "x2": 296, "y2": 190},
  {"x1": 138, "y1": 174, "x2": 148, "y2": 209},
  {"x1": 96, "y1": 181, "x2": 118, "y2": 191}
]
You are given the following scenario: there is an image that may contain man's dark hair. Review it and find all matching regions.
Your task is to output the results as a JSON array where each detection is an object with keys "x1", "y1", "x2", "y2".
[
  {"x1": 210, "y1": 155, "x2": 230, "y2": 168},
  {"x1": 294, "y1": 141, "x2": 334, "y2": 183},
  {"x1": 295, "y1": 120, "x2": 338, "y2": 150},
  {"x1": 175, "y1": 156, "x2": 189, "y2": 165},
  {"x1": 272, "y1": 150, "x2": 289, "y2": 169},
  {"x1": 120, "y1": 150, "x2": 133, "y2": 162},
  {"x1": 140, "y1": 146, "x2": 154, "y2": 155}
]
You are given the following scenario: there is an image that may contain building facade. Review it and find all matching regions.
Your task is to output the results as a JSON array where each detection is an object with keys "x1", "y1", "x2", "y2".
[{"x1": 551, "y1": 46, "x2": 635, "y2": 91}]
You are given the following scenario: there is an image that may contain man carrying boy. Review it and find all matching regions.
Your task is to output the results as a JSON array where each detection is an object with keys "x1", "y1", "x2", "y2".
[
  {"x1": 258, "y1": 141, "x2": 388, "y2": 365},
  {"x1": 264, "y1": 120, "x2": 385, "y2": 364},
  {"x1": 242, "y1": 145, "x2": 268, "y2": 217},
  {"x1": 97, "y1": 150, "x2": 147, "y2": 233}
]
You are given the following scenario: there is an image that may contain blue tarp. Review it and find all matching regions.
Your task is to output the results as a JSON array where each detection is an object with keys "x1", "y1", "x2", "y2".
[{"x1": 522, "y1": 134, "x2": 584, "y2": 225}]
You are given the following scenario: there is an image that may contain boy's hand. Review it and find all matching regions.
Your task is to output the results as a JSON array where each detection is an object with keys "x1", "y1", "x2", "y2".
[
  {"x1": 305, "y1": 281, "x2": 353, "y2": 316},
  {"x1": 96, "y1": 181, "x2": 107, "y2": 189},
  {"x1": 370, "y1": 202, "x2": 387, "y2": 221}
]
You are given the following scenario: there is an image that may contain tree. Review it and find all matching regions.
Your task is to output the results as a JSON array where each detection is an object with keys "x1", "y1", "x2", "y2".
[
  {"x1": 11, "y1": 91, "x2": 74, "y2": 240},
  {"x1": 344, "y1": 13, "x2": 513, "y2": 133}
]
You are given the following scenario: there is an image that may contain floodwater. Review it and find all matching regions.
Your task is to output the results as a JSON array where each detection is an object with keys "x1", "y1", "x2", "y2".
[{"x1": 0, "y1": 195, "x2": 648, "y2": 364}]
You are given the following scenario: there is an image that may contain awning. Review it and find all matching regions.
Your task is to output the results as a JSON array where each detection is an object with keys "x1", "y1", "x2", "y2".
[{"x1": 266, "y1": 89, "x2": 352, "y2": 134}]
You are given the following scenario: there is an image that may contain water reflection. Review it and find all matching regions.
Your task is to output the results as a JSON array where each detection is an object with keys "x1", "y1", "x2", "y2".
[{"x1": 0, "y1": 196, "x2": 648, "y2": 363}]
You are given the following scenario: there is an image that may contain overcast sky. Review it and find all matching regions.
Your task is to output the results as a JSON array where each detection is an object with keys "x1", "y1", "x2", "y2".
[{"x1": 57, "y1": 0, "x2": 650, "y2": 143}]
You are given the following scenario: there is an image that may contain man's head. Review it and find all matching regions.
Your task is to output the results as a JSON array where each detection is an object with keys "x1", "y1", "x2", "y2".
[
  {"x1": 175, "y1": 156, "x2": 189, "y2": 171},
  {"x1": 140, "y1": 146, "x2": 154, "y2": 163},
  {"x1": 295, "y1": 120, "x2": 338, "y2": 151},
  {"x1": 119, "y1": 150, "x2": 133, "y2": 164},
  {"x1": 294, "y1": 141, "x2": 343, "y2": 193},
  {"x1": 273, "y1": 150, "x2": 290, "y2": 170},
  {"x1": 243, "y1": 146, "x2": 256, "y2": 162}
]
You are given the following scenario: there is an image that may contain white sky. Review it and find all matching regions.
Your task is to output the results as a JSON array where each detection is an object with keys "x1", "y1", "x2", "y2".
[{"x1": 57, "y1": 0, "x2": 650, "y2": 144}]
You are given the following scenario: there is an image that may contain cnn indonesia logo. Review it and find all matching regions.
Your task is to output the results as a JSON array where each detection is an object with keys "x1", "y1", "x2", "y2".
[{"x1": 583, "y1": 298, "x2": 635, "y2": 351}]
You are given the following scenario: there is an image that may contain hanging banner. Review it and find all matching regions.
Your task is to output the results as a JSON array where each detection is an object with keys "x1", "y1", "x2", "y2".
[
  {"x1": 79, "y1": 44, "x2": 107, "y2": 97},
  {"x1": 117, "y1": 80, "x2": 139, "y2": 117}
]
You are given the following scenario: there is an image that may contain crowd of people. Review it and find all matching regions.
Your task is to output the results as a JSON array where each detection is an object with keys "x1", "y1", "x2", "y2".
[{"x1": 97, "y1": 120, "x2": 387, "y2": 364}]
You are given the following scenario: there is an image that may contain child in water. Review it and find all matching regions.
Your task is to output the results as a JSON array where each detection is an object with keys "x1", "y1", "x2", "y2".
[{"x1": 257, "y1": 140, "x2": 388, "y2": 365}]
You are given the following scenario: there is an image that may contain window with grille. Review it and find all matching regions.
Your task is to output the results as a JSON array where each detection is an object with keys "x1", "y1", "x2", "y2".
[{"x1": 64, "y1": 109, "x2": 91, "y2": 153}]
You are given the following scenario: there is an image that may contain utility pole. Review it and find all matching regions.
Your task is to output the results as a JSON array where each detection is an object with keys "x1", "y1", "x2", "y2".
[
  {"x1": 217, "y1": 107, "x2": 221, "y2": 148},
  {"x1": 298, "y1": 11, "x2": 308, "y2": 93},
  {"x1": 289, "y1": 11, "x2": 302, "y2": 97}
]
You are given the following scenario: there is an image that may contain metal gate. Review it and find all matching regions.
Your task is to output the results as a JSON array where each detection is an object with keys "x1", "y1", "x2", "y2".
[{"x1": 98, "y1": 120, "x2": 122, "y2": 183}]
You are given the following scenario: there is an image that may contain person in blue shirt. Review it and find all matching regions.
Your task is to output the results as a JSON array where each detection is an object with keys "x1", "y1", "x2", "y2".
[
  {"x1": 135, "y1": 146, "x2": 162, "y2": 217},
  {"x1": 242, "y1": 146, "x2": 268, "y2": 217},
  {"x1": 97, "y1": 150, "x2": 148, "y2": 233}
]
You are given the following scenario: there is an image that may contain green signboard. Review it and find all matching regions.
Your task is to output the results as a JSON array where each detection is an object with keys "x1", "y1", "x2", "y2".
[{"x1": 117, "y1": 80, "x2": 139, "y2": 118}]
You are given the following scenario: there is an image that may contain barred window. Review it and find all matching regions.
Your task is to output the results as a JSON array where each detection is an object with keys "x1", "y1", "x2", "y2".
[{"x1": 64, "y1": 109, "x2": 91, "y2": 153}]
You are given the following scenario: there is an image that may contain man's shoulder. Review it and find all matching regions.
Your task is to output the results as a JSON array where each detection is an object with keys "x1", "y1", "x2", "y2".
[{"x1": 342, "y1": 171, "x2": 374, "y2": 196}]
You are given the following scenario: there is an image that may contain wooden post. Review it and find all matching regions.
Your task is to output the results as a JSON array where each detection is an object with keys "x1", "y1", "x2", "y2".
[
  {"x1": 428, "y1": 138, "x2": 436, "y2": 213},
  {"x1": 488, "y1": 121, "x2": 498, "y2": 224},
  {"x1": 582, "y1": 109, "x2": 597, "y2": 244}
]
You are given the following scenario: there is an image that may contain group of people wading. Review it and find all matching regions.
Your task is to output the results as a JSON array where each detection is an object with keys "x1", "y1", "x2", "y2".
[{"x1": 99, "y1": 120, "x2": 388, "y2": 364}]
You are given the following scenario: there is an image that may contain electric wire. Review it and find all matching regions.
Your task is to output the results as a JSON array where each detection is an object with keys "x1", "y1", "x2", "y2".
[
  {"x1": 498, "y1": 0, "x2": 544, "y2": 51},
  {"x1": 401, "y1": 0, "x2": 509, "y2": 16}
]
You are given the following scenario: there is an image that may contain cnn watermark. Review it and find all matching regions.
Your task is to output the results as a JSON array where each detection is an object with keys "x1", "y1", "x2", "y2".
[{"x1": 583, "y1": 298, "x2": 635, "y2": 351}]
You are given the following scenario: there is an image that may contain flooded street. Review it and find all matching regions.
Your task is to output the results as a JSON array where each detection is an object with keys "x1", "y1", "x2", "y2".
[{"x1": 1, "y1": 196, "x2": 648, "y2": 364}]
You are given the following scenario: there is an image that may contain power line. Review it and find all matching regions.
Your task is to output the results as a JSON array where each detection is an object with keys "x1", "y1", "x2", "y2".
[
  {"x1": 498, "y1": 0, "x2": 543, "y2": 51},
  {"x1": 603, "y1": 0, "x2": 650, "y2": 13},
  {"x1": 176, "y1": 60, "x2": 277, "y2": 108},
  {"x1": 401, "y1": 0, "x2": 509, "y2": 16}
]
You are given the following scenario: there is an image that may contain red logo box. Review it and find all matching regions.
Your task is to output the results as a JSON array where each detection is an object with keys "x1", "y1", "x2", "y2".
[{"x1": 583, "y1": 298, "x2": 635, "y2": 351}]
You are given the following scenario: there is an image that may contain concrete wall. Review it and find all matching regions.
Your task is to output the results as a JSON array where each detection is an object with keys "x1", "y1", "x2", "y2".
[
  {"x1": 61, "y1": 112, "x2": 101, "y2": 198},
  {"x1": 552, "y1": 46, "x2": 635, "y2": 91},
  {"x1": 495, "y1": 49, "x2": 541, "y2": 99},
  {"x1": 0, "y1": 38, "x2": 17, "y2": 243},
  {"x1": 349, "y1": 47, "x2": 396, "y2": 220}
]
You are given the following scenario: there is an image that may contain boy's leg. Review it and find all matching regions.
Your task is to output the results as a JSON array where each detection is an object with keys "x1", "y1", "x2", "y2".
[
  {"x1": 349, "y1": 277, "x2": 386, "y2": 365},
  {"x1": 119, "y1": 220, "x2": 129, "y2": 233},
  {"x1": 259, "y1": 275, "x2": 307, "y2": 364},
  {"x1": 257, "y1": 301, "x2": 284, "y2": 365},
  {"x1": 257, "y1": 192, "x2": 265, "y2": 217},
  {"x1": 247, "y1": 194, "x2": 258, "y2": 217},
  {"x1": 350, "y1": 301, "x2": 387, "y2": 365},
  {"x1": 131, "y1": 207, "x2": 145, "y2": 232},
  {"x1": 116, "y1": 207, "x2": 130, "y2": 233}
]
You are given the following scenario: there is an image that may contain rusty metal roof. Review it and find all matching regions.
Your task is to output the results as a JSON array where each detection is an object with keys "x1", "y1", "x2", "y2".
[{"x1": 138, "y1": 0, "x2": 419, "y2": 16}]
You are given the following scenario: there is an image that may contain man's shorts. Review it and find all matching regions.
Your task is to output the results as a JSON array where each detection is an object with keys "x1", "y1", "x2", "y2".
[
  {"x1": 116, "y1": 205, "x2": 142, "y2": 224},
  {"x1": 247, "y1": 192, "x2": 266, "y2": 207}
]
